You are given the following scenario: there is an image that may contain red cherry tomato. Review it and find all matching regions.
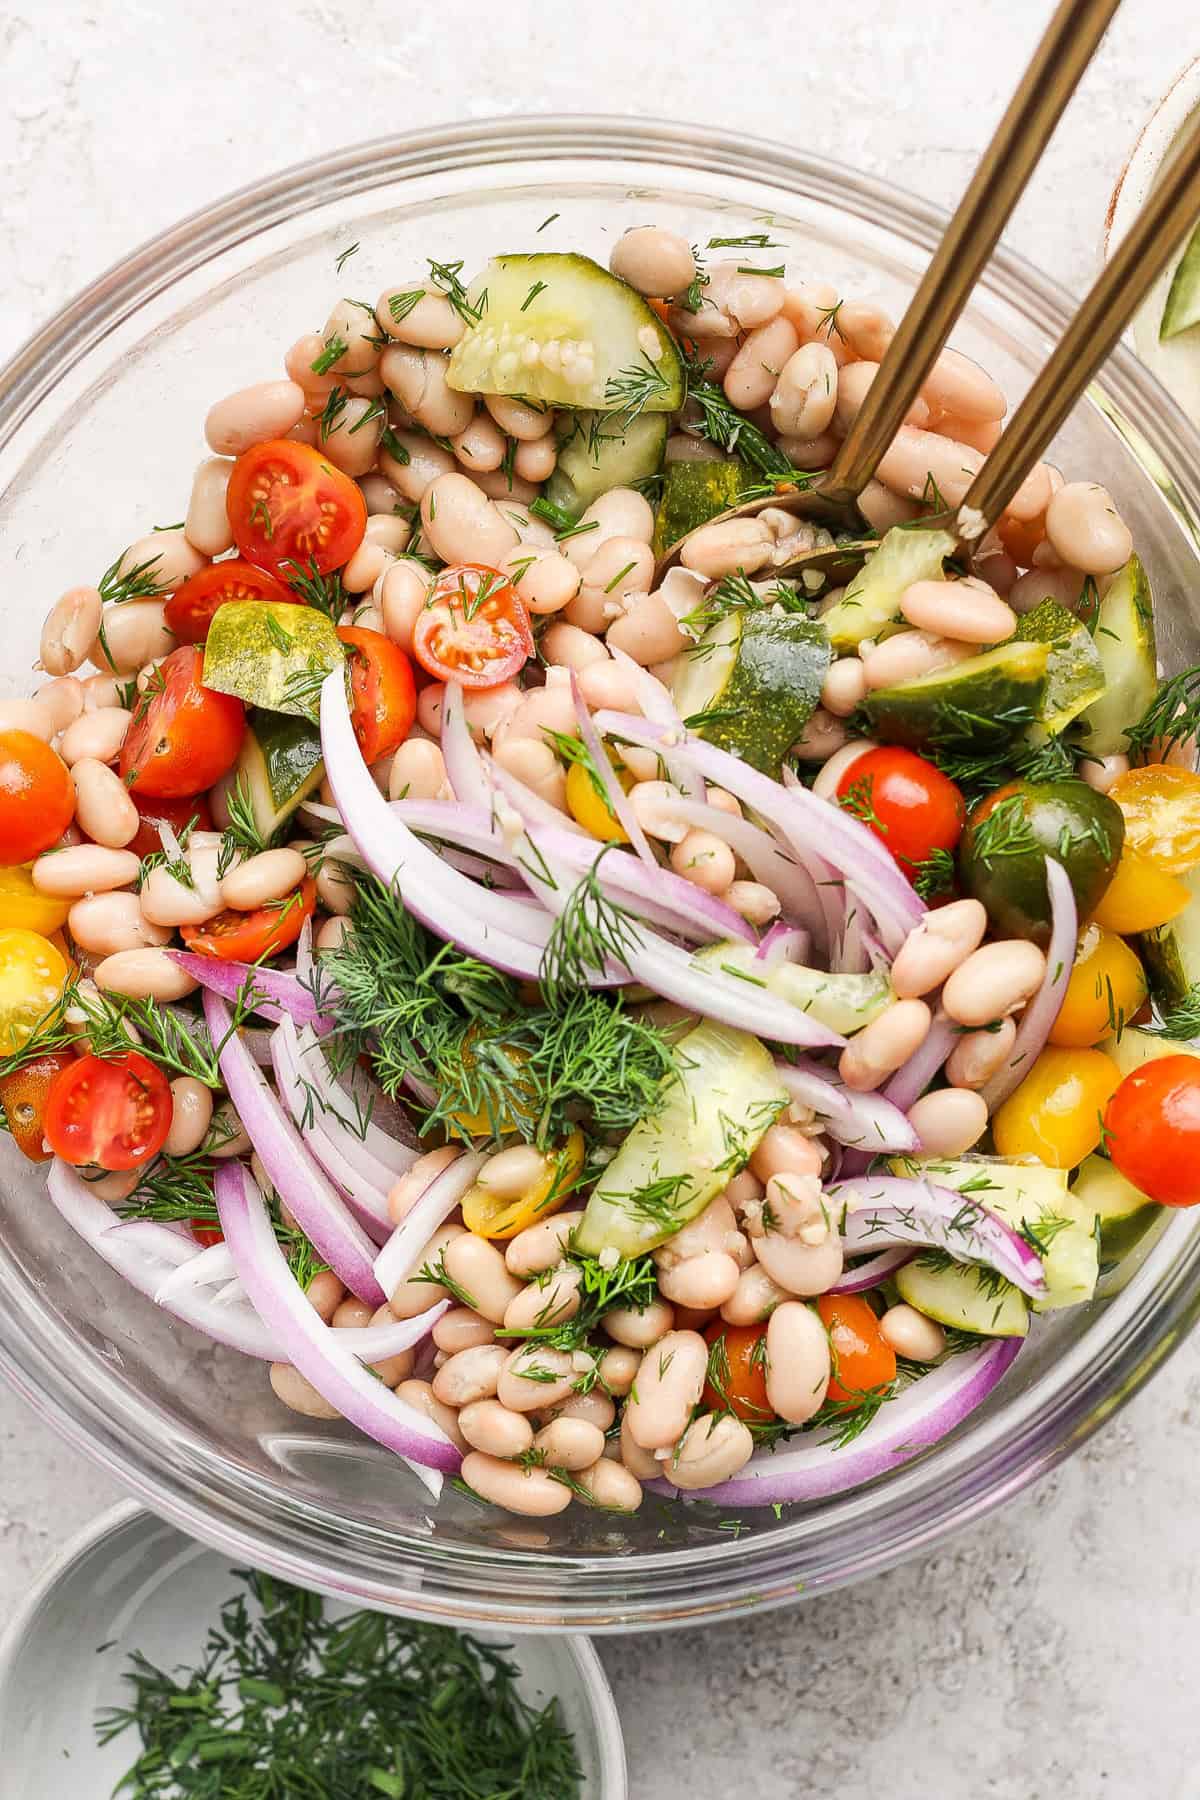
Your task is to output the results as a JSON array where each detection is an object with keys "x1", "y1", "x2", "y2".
[
  {"x1": 836, "y1": 746, "x2": 966, "y2": 883},
  {"x1": 702, "y1": 1320, "x2": 773, "y2": 1423},
  {"x1": 190, "y1": 1218, "x2": 224, "y2": 1248},
  {"x1": 180, "y1": 876, "x2": 317, "y2": 964},
  {"x1": 43, "y1": 1051, "x2": 172, "y2": 1171},
  {"x1": 411, "y1": 564, "x2": 533, "y2": 690},
  {"x1": 226, "y1": 439, "x2": 367, "y2": 577},
  {"x1": 816, "y1": 1293, "x2": 897, "y2": 1402},
  {"x1": 119, "y1": 646, "x2": 245, "y2": 801},
  {"x1": 163, "y1": 559, "x2": 297, "y2": 643},
  {"x1": 0, "y1": 1049, "x2": 77, "y2": 1162},
  {"x1": 1104, "y1": 1054, "x2": 1200, "y2": 1207},
  {"x1": 336, "y1": 626, "x2": 417, "y2": 764},
  {"x1": 130, "y1": 792, "x2": 215, "y2": 861},
  {"x1": 0, "y1": 732, "x2": 75, "y2": 863}
]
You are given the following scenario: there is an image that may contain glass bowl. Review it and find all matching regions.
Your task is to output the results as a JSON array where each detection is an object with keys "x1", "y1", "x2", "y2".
[{"x1": 2, "y1": 118, "x2": 1199, "y2": 1633}]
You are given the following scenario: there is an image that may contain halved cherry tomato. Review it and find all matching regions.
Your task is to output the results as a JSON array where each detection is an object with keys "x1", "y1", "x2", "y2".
[
  {"x1": 226, "y1": 439, "x2": 367, "y2": 577},
  {"x1": 816, "y1": 1293, "x2": 896, "y2": 1402},
  {"x1": 1105, "y1": 1054, "x2": 1200, "y2": 1207},
  {"x1": 0, "y1": 732, "x2": 74, "y2": 864},
  {"x1": 0, "y1": 1049, "x2": 76, "y2": 1161},
  {"x1": 181, "y1": 876, "x2": 316, "y2": 964},
  {"x1": 336, "y1": 626, "x2": 417, "y2": 764},
  {"x1": 119, "y1": 646, "x2": 245, "y2": 801},
  {"x1": 190, "y1": 1218, "x2": 224, "y2": 1248},
  {"x1": 43, "y1": 1050, "x2": 172, "y2": 1171},
  {"x1": 1090, "y1": 844, "x2": 1192, "y2": 935},
  {"x1": 1048, "y1": 923, "x2": 1148, "y2": 1048},
  {"x1": 992, "y1": 1044, "x2": 1121, "y2": 1169},
  {"x1": 836, "y1": 746, "x2": 965, "y2": 883},
  {"x1": 130, "y1": 792, "x2": 214, "y2": 862},
  {"x1": 1109, "y1": 764, "x2": 1200, "y2": 873},
  {"x1": 0, "y1": 929, "x2": 70, "y2": 1058},
  {"x1": 702, "y1": 1320, "x2": 773, "y2": 1423},
  {"x1": 461, "y1": 1131, "x2": 586, "y2": 1239},
  {"x1": 164, "y1": 559, "x2": 296, "y2": 643},
  {"x1": 0, "y1": 865, "x2": 69, "y2": 936},
  {"x1": 412, "y1": 564, "x2": 533, "y2": 689}
]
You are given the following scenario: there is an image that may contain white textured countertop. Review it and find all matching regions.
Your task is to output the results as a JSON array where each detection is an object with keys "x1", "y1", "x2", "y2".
[{"x1": 2, "y1": 3, "x2": 1199, "y2": 1794}]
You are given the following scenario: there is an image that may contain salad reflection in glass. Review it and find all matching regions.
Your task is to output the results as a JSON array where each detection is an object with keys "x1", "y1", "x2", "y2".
[{"x1": 4, "y1": 222, "x2": 1199, "y2": 1520}]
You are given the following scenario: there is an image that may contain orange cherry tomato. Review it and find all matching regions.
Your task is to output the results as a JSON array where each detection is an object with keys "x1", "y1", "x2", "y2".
[
  {"x1": 119, "y1": 646, "x2": 245, "y2": 801},
  {"x1": 163, "y1": 559, "x2": 297, "y2": 643},
  {"x1": 1105, "y1": 1054, "x2": 1200, "y2": 1207},
  {"x1": 129, "y1": 792, "x2": 214, "y2": 861},
  {"x1": 816, "y1": 1293, "x2": 896, "y2": 1402},
  {"x1": 180, "y1": 876, "x2": 317, "y2": 964},
  {"x1": 0, "y1": 1049, "x2": 76, "y2": 1161},
  {"x1": 1109, "y1": 764, "x2": 1200, "y2": 873},
  {"x1": 0, "y1": 732, "x2": 74, "y2": 863},
  {"x1": 336, "y1": 626, "x2": 417, "y2": 764},
  {"x1": 226, "y1": 439, "x2": 367, "y2": 577},
  {"x1": 836, "y1": 746, "x2": 965, "y2": 884},
  {"x1": 43, "y1": 1050, "x2": 172, "y2": 1171},
  {"x1": 702, "y1": 1320, "x2": 774, "y2": 1423},
  {"x1": 411, "y1": 564, "x2": 533, "y2": 689}
]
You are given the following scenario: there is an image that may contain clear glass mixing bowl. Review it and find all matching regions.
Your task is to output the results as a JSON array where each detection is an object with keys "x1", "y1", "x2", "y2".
[{"x1": 2, "y1": 118, "x2": 1199, "y2": 1633}]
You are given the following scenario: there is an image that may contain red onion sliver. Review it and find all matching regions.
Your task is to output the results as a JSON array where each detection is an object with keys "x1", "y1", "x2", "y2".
[
  {"x1": 775, "y1": 1060, "x2": 919, "y2": 1154},
  {"x1": 980, "y1": 858, "x2": 1078, "y2": 1114},
  {"x1": 374, "y1": 1149, "x2": 488, "y2": 1298},
  {"x1": 440, "y1": 679, "x2": 492, "y2": 809},
  {"x1": 664, "y1": 795, "x2": 826, "y2": 944},
  {"x1": 570, "y1": 670, "x2": 657, "y2": 869},
  {"x1": 829, "y1": 1248, "x2": 914, "y2": 1293},
  {"x1": 607, "y1": 647, "x2": 705, "y2": 801},
  {"x1": 836, "y1": 1012, "x2": 958, "y2": 1178},
  {"x1": 277, "y1": 1015, "x2": 418, "y2": 1180},
  {"x1": 828, "y1": 1174, "x2": 1047, "y2": 1298},
  {"x1": 270, "y1": 1026, "x2": 393, "y2": 1240},
  {"x1": 170, "y1": 951, "x2": 334, "y2": 1032}
]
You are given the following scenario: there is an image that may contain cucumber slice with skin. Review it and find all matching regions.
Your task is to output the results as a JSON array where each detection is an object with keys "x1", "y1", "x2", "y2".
[
  {"x1": 1161, "y1": 222, "x2": 1200, "y2": 340},
  {"x1": 446, "y1": 253, "x2": 684, "y2": 412},
  {"x1": 895, "y1": 1254, "x2": 1029, "y2": 1337},
  {"x1": 1102, "y1": 1023, "x2": 1196, "y2": 1076},
  {"x1": 652, "y1": 460, "x2": 750, "y2": 554},
  {"x1": 1077, "y1": 555, "x2": 1157, "y2": 757},
  {"x1": 820, "y1": 525, "x2": 958, "y2": 652},
  {"x1": 1141, "y1": 867, "x2": 1200, "y2": 1006},
  {"x1": 204, "y1": 602, "x2": 344, "y2": 722},
  {"x1": 1014, "y1": 598, "x2": 1106, "y2": 737},
  {"x1": 1072, "y1": 1153, "x2": 1160, "y2": 1264},
  {"x1": 236, "y1": 708, "x2": 324, "y2": 839},
  {"x1": 573, "y1": 1021, "x2": 786, "y2": 1258},
  {"x1": 860, "y1": 639, "x2": 1050, "y2": 754},
  {"x1": 698, "y1": 940, "x2": 892, "y2": 1035},
  {"x1": 542, "y1": 410, "x2": 667, "y2": 522},
  {"x1": 672, "y1": 609, "x2": 831, "y2": 776}
]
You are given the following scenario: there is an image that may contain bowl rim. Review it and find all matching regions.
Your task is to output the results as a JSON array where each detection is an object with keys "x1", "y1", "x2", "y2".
[{"x1": 3, "y1": 114, "x2": 1200, "y2": 1632}]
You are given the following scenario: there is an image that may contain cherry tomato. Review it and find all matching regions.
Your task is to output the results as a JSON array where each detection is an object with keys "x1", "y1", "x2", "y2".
[
  {"x1": 702, "y1": 1320, "x2": 773, "y2": 1422},
  {"x1": 565, "y1": 758, "x2": 633, "y2": 842},
  {"x1": 130, "y1": 792, "x2": 214, "y2": 862},
  {"x1": 226, "y1": 439, "x2": 367, "y2": 577},
  {"x1": 1048, "y1": 923, "x2": 1148, "y2": 1049},
  {"x1": 190, "y1": 1218, "x2": 224, "y2": 1248},
  {"x1": 336, "y1": 626, "x2": 417, "y2": 764},
  {"x1": 816, "y1": 1294, "x2": 896, "y2": 1402},
  {"x1": 0, "y1": 929, "x2": 70, "y2": 1058},
  {"x1": 1109, "y1": 764, "x2": 1200, "y2": 873},
  {"x1": 181, "y1": 876, "x2": 316, "y2": 964},
  {"x1": 836, "y1": 746, "x2": 965, "y2": 883},
  {"x1": 1105, "y1": 1055, "x2": 1200, "y2": 1207},
  {"x1": 164, "y1": 559, "x2": 296, "y2": 643},
  {"x1": 43, "y1": 1050, "x2": 171, "y2": 1171},
  {"x1": 0, "y1": 865, "x2": 69, "y2": 936},
  {"x1": 461, "y1": 1131, "x2": 585, "y2": 1239},
  {"x1": 119, "y1": 646, "x2": 245, "y2": 801},
  {"x1": 0, "y1": 1049, "x2": 76, "y2": 1161},
  {"x1": 992, "y1": 1044, "x2": 1121, "y2": 1169},
  {"x1": 411, "y1": 564, "x2": 533, "y2": 689},
  {"x1": 1090, "y1": 845, "x2": 1192, "y2": 936},
  {"x1": 0, "y1": 732, "x2": 74, "y2": 864}
]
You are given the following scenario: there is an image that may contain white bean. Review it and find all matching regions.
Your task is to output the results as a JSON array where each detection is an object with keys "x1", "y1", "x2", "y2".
[
  {"x1": 624, "y1": 1330, "x2": 708, "y2": 1450},
  {"x1": 118, "y1": 529, "x2": 206, "y2": 595},
  {"x1": 656, "y1": 1251, "x2": 741, "y2": 1310},
  {"x1": 395, "y1": 1378, "x2": 469, "y2": 1452},
  {"x1": 752, "y1": 1227, "x2": 844, "y2": 1297},
  {"x1": 41, "y1": 587, "x2": 103, "y2": 676},
  {"x1": 542, "y1": 622, "x2": 609, "y2": 672},
  {"x1": 890, "y1": 899, "x2": 989, "y2": 999},
  {"x1": 880, "y1": 1303, "x2": 947, "y2": 1362},
  {"x1": 461, "y1": 1451, "x2": 573, "y2": 1515},
  {"x1": 59, "y1": 707, "x2": 131, "y2": 766},
  {"x1": 667, "y1": 1412, "x2": 755, "y2": 1490},
  {"x1": 944, "y1": 1017, "x2": 1018, "y2": 1088},
  {"x1": 67, "y1": 892, "x2": 172, "y2": 956},
  {"x1": 381, "y1": 346, "x2": 474, "y2": 438},
  {"x1": 707, "y1": 260, "x2": 787, "y2": 330},
  {"x1": 874, "y1": 426, "x2": 985, "y2": 507},
  {"x1": 920, "y1": 349, "x2": 1006, "y2": 423},
  {"x1": 720, "y1": 1264, "x2": 789, "y2": 1325},
  {"x1": 504, "y1": 1211, "x2": 584, "y2": 1278},
  {"x1": 139, "y1": 864, "x2": 222, "y2": 928},
  {"x1": 388, "y1": 1221, "x2": 467, "y2": 1316},
  {"x1": 451, "y1": 410, "x2": 506, "y2": 473},
  {"x1": 723, "y1": 881, "x2": 781, "y2": 927},
  {"x1": 1044, "y1": 482, "x2": 1133, "y2": 576},
  {"x1": 71, "y1": 758, "x2": 138, "y2": 848},
  {"x1": 380, "y1": 433, "x2": 457, "y2": 501},
  {"x1": 458, "y1": 1398, "x2": 535, "y2": 1459},
  {"x1": 319, "y1": 395, "x2": 385, "y2": 479},
  {"x1": 680, "y1": 515, "x2": 773, "y2": 580},
  {"x1": 724, "y1": 317, "x2": 801, "y2": 412},
  {"x1": 0, "y1": 699, "x2": 56, "y2": 741},
  {"x1": 442, "y1": 1233, "x2": 524, "y2": 1325},
  {"x1": 94, "y1": 947, "x2": 197, "y2": 1001},
  {"x1": 857, "y1": 480, "x2": 921, "y2": 534},
  {"x1": 32, "y1": 845, "x2": 139, "y2": 897},
  {"x1": 564, "y1": 489, "x2": 655, "y2": 572},
  {"x1": 607, "y1": 591, "x2": 689, "y2": 665},
  {"x1": 765, "y1": 1301, "x2": 831, "y2": 1422},
  {"x1": 502, "y1": 1263, "x2": 582, "y2": 1334},
  {"x1": 900, "y1": 576, "x2": 1016, "y2": 645},
  {"x1": 507, "y1": 548, "x2": 581, "y2": 616},
  {"x1": 185, "y1": 457, "x2": 235, "y2": 557},
  {"x1": 792, "y1": 708, "x2": 849, "y2": 761},
  {"x1": 770, "y1": 342, "x2": 839, "y2": 440},
  {"x1": 669, "y1": 829, "x2": 736, "y2": 895},
  {"x1": 433, "y1": 1308, "x2": 495, "y2": 1354},
  {"x1": 431, "y1": 1343, "x2": 509, "y2": 1408},
  {"x1": 485, "y1": 394, "x2": 555, "y2": 441},
  {"x1": 942, "y1": 941, "x2": 1047, "y2": 1027},
  {"x1": 419, "y1": 472, "x2": 519, "y2": 568},
  {"x1": 575, "y1": 1458, "x2": 643, "y2": 1511},
  {"x1": 534, "y1": 1416, "x2": 606, "y2": 1472},
  {"x1": 204, "y1": 381, "x2": 306, "y2": 456},
  {"x1": 496, "y1": 1344, "x2": 577, "y2": 1413},
  {"x1": 388, "y1": 738, "x2": 451, "y2": 802},
  {"x1": 81, "y1": 674, "x2": 122, "y2": 711},
  {"x1": 576, "y1": 657, "x2": 642, "y2": 710},
  {"x1": 839, "y1": 999, "x2": 932, "y2": 1091},
  {"x1": 320, "y1": 298, "x2": 383, "y2": 376},
  {"x1": 34, "y1": 677, "x2": 84, "y2": 735},
  {"x1": 88, "y1": 602, "x2": 174, "y2": 675},
  {"x1": 165, "y1": 1077, "x2": 214, "y2": 1158},
  {"x1": 862, "y1": 629, "x2": 974, "y2": 691},
  {"x1": 376, "y1": 284, "x2": 465, "y2": 349},
  {"x1": 907, "y1": 1087, "x2": 989, "y2": 1156},
  {"x1": 513, "y1": 437, "x2": 557, "y2": 483},
  {"x1": 610, "y1": 226, "x2": 696, "y2": 297},
  {"x1": 270, "y1": 1364, "x2": 340, "y2": 1419},
  {"x1": 490, "y1": 735, "x2": 567, "y2": 810},
  {"x1": 221, "y1": 847, "x2": 306, "y2": 910},
  {"x1": 601, "y1": 1298, "x2": 674, "y2": 1348},
  {"x1": 820, "y1": 657, "x2": 867, "y2": 717}
]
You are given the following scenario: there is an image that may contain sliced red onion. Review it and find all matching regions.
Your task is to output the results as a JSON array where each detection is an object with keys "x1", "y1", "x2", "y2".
[
  {"x1": 829, "y1": 1248, "x2": 914, "y2": 1293},
  {"x1": 607, "y1": 646, "x2": 705, "y2": 802},
  {"x1": 756, "y1": 923, "x2": 810, "y2": 967},
  {"x1": 662, "y1": 794, "x2": 826, "y2": 943},
  {"x1": 154, "y1": 1239, "x2": 237, "y2": 1301},
  {"x1": 828, "y1": 1174, "x2": 1047, "y2": 1298},
  {"x1": 981, "y1": 858, "x2": 1077, "y2": 1114},
  {"x1": 271, "y1": 1030, "x2": 391, "y2": 1235},
  {"x1": 651, "y1": 1339, "x2": 1022, "y2": 1504},
  {"x1": 205, "y1": 988, "x2": 386, "y2": 1306},
  {"x1": 774, "y1": 1059, "x2": 919, "y2": 1154},
  {"x1": 215, "y1": 1161, "x2": 460, "y2": 1490},
  {"x1": 373, "y1": 1148, "x2": 487, "y2": 1297},
  {"x1": 570, "y1": 670, "x2": 657, "y2": 869},
  {"x1": 440, "y1": 679, "x2": 491, "y2": 809},
  {"x1": 170, "y1": 951, "x2": 335, "y2": 1033},
  {"x1": 836, "y1": 1012, "x2": 958, "y2": 1178},
  {"x1": 278, "y1": 1015, "x2": 418, "y2": 1180}
]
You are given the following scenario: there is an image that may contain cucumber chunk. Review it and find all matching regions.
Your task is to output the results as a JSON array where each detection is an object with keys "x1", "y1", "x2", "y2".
[
  {"x1": 1140, "y1": 869, "x2": 1200, "y2": 1007},
  {"x1": 204, "y1": 602, "x2": 344, "y2": 722},
  {"x1": 652, "y1": 461, "x2": 750, "y2": 554},
  {"x1": 236, "y1": 708, "x2": 325, "y2": 839},
  {"x1": 820, "y1": 525, "x2": 957, "y2": 652},
  {"x1": 1161, "y1": 222, "x2": 1200, "y2": 340},
  {"x1": 1072, "y1": 1153, "x2": 1160, "y2": 1264},
  {"x1": 1014, "y1": 598, "x2": 1106, "y2": 738},
  {"x1": 1077, "y1": 555, "x2": 1157, "y2": 757},
  {"x1": 572, "y1": 1021, "x2": 786, "y2": 1258},
  {"x1": 446, "y1": 253, "x2": 685, "y2": 411},
  {"x1": 698, "y1": 941, "x2": 891, "y2": 1035},
  {"x1": 895, "y1": 1255, "x2": 1029, "y2": 1337},
  {"x1": 1102, "y1": 1022, "x2": 1193, "y2": 1077},
  {"x1": 543, "y1": 410, "x2": 667, "y2": 521},
  {"x1": 672, "y1": 609, "x2": 831, "y2": 776},
  {"x1": 860, "y1": 639, "x2": 1050, "y2": 754}
]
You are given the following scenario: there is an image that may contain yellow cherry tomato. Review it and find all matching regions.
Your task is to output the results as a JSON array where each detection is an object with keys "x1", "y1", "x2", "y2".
[
  {"x1": 1109, "y1": 764, "x2": 1200, "y2": 873},
  {"x1": 0, "y1": 865, "x2": 69, "y2": 936},
  {"x1": 565, "y1": 758, "x2": 630, "y2": 843},
  {"x1": 0, "y1": 928, "x2": 70, "y2": 1058},
  {"x1": 1091, "y1": 845, "x2": 1191, "y2": 935},
  {"x1": 1048, "y1": 923, "x2": 1148, "y2": 1048},
  {"x1": 992, "y1": 1045, "x2": 1121, "y2": 1169},
  {"x1": 462, "y1": 1130, "x2": 587, "y2": 1238},
  {"x1": 448, "y1": 1030, "x2": 537, "y2": 1137}
]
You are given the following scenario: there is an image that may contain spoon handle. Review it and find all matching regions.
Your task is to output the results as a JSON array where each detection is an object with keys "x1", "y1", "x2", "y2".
[
  {"x1": 822, "y1": 0, "x2": 1121, "y2": 506},
  {"x1": 964, "y1": 107, "x2": 1200, "y2": 529}
]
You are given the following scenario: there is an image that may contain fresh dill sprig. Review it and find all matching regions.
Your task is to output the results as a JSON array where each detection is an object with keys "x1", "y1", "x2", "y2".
[
  {"x1": 310, "y1": 333, "x2": 348, "y2": 376},
  {"x1": 1125, "y1": 662, "x2": 1200, "y2": 761},
  {"x1": 278, "y1": 555, "x2": 348, "y2": 619},
  {"x1": 603, "y1": 350, "x2": 672, "y2": 424},
  {"x1": 97, "y1": 550, "x2": 166, "y2": 607},
  {"x1": 427, "y1": 257, "x2": 482, "y2": 325},
  {"x1": 335, "y1": 241, "x2": 359, "y2": 273},
  {"x1": 1149, "y1": 982, "x2": 1200, "y2": 1041},
  {"x1": 681, "y1": 361, "x2": 795, "y2": 479},
  {"x1": 911, "y1": 847, "x2": 956, "y2": 900},
  {"x1": 966, "y1": 792, "x2": 1040, "y2": 866},
  {"x1": 216, "y1": 772, "x2": 272, "y2": 878},
  {"x1": 538, "y1": 850, "x2": 643, "y2": 1003},
  {"x1": 680, "y1": 570, "x2": 809, "y2": 639}
]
